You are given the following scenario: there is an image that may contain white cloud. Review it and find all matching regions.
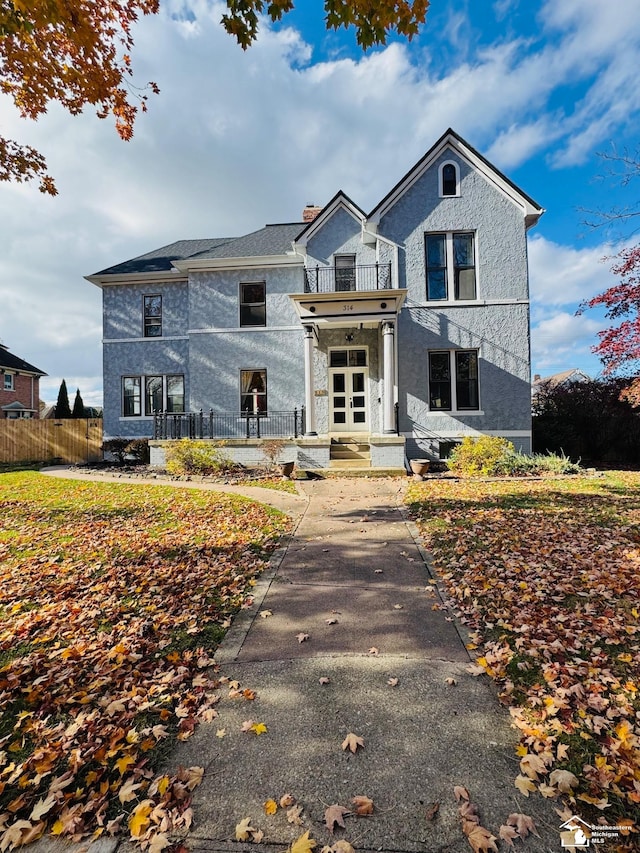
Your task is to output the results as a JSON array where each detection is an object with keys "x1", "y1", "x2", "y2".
[
  {"x1": 528, "y1": 235, "x2": 622, "y2": 307},
  {"x1": 531, "y1": 312, "x2": 603, "y2": 373}
]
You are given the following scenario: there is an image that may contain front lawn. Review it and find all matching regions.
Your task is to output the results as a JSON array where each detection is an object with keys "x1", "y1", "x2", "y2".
[
  {"x1": 0, "y1": 473, "x2": 290, "y2": 849},
  {"x1": 408, "y1": 472, "x2": 640, "y2": 833}
]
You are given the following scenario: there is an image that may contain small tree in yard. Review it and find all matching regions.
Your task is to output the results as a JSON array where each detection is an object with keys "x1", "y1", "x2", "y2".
[
  {"x1": 72, "y1": 388, "x2": 85, "y2": 418},
  {"x1": 55, "y1": 379, "x2": 72, "y2": 419}
]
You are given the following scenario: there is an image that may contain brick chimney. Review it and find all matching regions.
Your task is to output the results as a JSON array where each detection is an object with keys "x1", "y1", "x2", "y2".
[{"x1": 302, "y1": 204, "x2": 322, "y2": 223}]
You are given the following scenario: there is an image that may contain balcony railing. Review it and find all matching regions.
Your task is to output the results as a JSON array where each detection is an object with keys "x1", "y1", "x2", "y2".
[
  {"x1": 154, "y1": 409, "x2": 305, "y2": 440},
  {"x1": 304, "y1": 263, "x2": 392, "y2": 293}
]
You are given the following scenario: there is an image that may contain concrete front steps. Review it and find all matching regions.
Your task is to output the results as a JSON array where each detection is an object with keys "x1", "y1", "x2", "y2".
[{"x1": 329, "y1": 437, "x2": 371, "y2": 469}]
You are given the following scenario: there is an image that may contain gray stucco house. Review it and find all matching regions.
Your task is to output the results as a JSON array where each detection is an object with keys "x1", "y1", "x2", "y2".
[{"x1": 88, "y1": 129, "x2": 543, "y2": 470}]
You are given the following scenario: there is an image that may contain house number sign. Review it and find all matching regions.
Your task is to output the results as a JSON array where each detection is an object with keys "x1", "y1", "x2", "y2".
[{"x1": 342, "y1": 304, "x2": 354, "y2": 311}]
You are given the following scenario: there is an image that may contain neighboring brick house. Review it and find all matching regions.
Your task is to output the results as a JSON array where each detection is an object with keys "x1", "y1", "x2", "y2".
[
  {"x1": 0, "y1": 343, "x2": 47, "y2": 419},
  {"x1": 88, "y1": 129, "x2": 543, "y2": 469}
]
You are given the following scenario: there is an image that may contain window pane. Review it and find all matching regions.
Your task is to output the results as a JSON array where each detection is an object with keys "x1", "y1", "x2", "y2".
[
  {"x1": 330, "y1": 350, "x2": 348, "y2": 367},
  {"x1": 428, "y1": 353, "x2": 451, "y2": 410},
  {"x1": 166, "y1": 375, "x2": 184, "y2": 413},
  {"x1": 333, "y1": 374, "x2": 346, "y2": 393},
  {"x1": 426, "y1": 234, "x2": 446, "y2": 267},
  {"x1": 453, "y1": 234, "x2": 476, "y2": 300},
  {"x1": 241, "y1": 283, "x2": 265, "y2": 304},
  {"x1": 455, "y1": 351, "x2": 479, "y2": 410},
  {"x1": 348, "y1": 349, "x2": 367, "y2": 366},
  {"x1": 145, "y1": 376, "x2": 163, "y2": 414},
  {"x1": 240, "y1": 304, "x2": 266, "y2": 325},
  {"x1": 442, "y1": 163, "x2": 457, "y2": 196},
  {"x1": 352, "y1": 373, "x2": 365, "y2": 393},
  {"x1": 123, "y1": 377, "x2": 141, "y2": 416},
  {"x1": 426, "y1": 235, "x2": 447, "y2": 301}
]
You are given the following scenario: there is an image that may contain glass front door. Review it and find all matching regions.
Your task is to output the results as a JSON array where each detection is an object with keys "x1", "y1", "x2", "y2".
[{"x1": 329, "y1": 348, "x2": 368, "y2": 432}]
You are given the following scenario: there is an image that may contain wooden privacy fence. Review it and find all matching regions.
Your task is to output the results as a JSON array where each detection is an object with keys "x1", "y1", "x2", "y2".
[{"x1": 0, "y1": 419, "x2": 103, "y2": 464}]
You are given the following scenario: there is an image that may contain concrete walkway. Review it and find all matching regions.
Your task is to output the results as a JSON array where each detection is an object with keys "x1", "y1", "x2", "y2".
[{"x1": 40, "y1": 469, "x2": 561, "y2": 852}]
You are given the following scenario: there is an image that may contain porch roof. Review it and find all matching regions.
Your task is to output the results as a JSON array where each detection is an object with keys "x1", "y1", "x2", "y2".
[{"x1": 289, "y1": 289, "x2": 407, "y2": 327}]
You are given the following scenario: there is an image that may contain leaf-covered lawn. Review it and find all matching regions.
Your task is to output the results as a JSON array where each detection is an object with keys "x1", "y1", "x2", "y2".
[
  {"x1": 408, "y1": 473, "x2": 640, "y2": 829},
  {"x1": 0, "y1": 473, "x2": 290, "y2": 849}
]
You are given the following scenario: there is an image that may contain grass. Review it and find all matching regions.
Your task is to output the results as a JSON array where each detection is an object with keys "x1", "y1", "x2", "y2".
[
  {"x1": 407, "y1": 472, "x2": 640, "y2": 832},
  {"x1": 0, "y1": 472, "x2": 291, "y2": 846}
]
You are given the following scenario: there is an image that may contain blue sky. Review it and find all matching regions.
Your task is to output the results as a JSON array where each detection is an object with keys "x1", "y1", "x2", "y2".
[{"x1": 2, "y1": 0, "x2": 640, "y2": 405}]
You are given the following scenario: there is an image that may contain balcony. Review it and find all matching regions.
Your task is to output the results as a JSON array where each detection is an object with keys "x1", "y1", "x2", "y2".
[{"x1": 304, "y1": 263, "x2": 392, "y2": 294}]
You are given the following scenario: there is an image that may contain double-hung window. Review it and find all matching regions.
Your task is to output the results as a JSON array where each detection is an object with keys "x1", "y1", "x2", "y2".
[
  {"x1": 240, "y1": 283, "x2": 266, "y2": 326},
  {"x1": 143, "y1": 295, "x2": 162, "y2": 337},
  {"x1": 240, "y1": 369, "x2": 267, "y2": 414},
  {"x1": 123, "y1": 374, "x2": 184, "y2": 416},
  {"x1": 425, "y1": 232, "x2": 476, "y2": 301},
  {"x1": 428, "y1": 350, "x2": 479, "y2": 412},
  {"x1": 3, "y1": 374, "x2": 14, "y2": 391}
]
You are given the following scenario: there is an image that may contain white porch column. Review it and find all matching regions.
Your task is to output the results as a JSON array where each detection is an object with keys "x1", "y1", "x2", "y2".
[
  {"x1": 303, "y1": 325, "x2": 317, "y2": 435},
  {"x1": 382, "y1": 321, "x2": 396, "y2": 434}
]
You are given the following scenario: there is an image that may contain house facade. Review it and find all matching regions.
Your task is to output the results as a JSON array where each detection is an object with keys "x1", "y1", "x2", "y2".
[
  {"x1": 0, "y1": 343, "x2": 47, "y2": 419},
  {"x1": 88, "y1": 129, "x2": 543, "y2": 469}
]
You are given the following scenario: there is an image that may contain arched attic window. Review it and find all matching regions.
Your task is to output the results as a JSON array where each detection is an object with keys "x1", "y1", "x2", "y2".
[{"x1": 439, "y1": 161, "x2": 459, "y2": 197}]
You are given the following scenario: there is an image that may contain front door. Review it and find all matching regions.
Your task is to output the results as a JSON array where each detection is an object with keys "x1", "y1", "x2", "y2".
[{"x1": 329, "y1": 348, "x2": 368, "y2": 432}]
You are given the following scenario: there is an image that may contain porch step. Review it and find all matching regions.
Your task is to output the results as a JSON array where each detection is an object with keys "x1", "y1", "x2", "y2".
[
  {"x1": 329, "y1": 437, "x2": 370, "y2": 467},
  {"x1": 328, "y1": 458, "x2": 372, "y2": 469}
]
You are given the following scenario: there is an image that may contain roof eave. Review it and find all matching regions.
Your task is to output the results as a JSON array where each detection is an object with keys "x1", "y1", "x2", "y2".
[
  {"x1": 85, "y1": 271, "x2": 188, "y2": 288},
  {"x1": 172, "y1": 254, "x2": 304, "y2": 272}
]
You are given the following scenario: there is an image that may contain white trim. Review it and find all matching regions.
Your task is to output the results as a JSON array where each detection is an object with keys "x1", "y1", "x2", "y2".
[
  {"x1": 327, "y1": 346, "x2": 370, "y2": 433},
  {"x1": 438, "y1": 160, "x2": 460, "y2": 198},
  {"x1": 86, "y1": 272, "x2": 188, "y2": 288},
  {"x1": 294, "y1": 195, "x2": 365, "y2": 251},
  {"x1": 424, "y1": 410, "x2": 486, "y2": 417},
  {"x1": 405, "y1": 298, "x2": 528, "y2": 309},
  {"x1": 402, "y1": 429, "x2": 531, "y2": 438},
  {"x1": 172, "y1": 254, "x2": 303, "y2": 272},
  {"x1": 187, "y1": 326, "x2": 300, "y2": 335},
  {"x1": 103, "y1": 336, "x2": 189, "y2": 343}
]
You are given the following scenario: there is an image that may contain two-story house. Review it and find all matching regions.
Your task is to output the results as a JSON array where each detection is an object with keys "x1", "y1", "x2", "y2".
[
  {"x1": 88, "y1": 129, "x2": 543, "y2": 470},
  {"x1": 0, "y1": 343, "x2": 47, "y2": 419}
]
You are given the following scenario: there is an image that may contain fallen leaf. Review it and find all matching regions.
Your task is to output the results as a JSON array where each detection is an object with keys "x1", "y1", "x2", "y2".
[
  {"x1": 425, "y1": 802, "x2": 440, "y2": 820},
  {"x1": 341, "y1": 733, "x2": 364, "y2": 753},
  {"x1": 393, "y1": 604, "x2": 404, "y2": 610},
  {"x1": 128, "y1": 801, "x2": 153, "y2": 838},
  {"x1": 264, "y1": 799, "x2": 278, "y2": 815},
  {"x1": 505, "y1": 813, "x2": 539, "y2": 839},
  {"x1": 235, "y1": 817, "x2": 256, "y2": 841},
  {"x1": 216, "y1": 728, "x2": 226, "y2": 738},
  {"x1": 549, "y1": 769, "x2": 579, "y2": 793},
  {"x1": 352, "y1": 795, "x2": 374, "y2": 815},
  {"x1": 454, "y1": 786, "x2": 470, "y2": 802},
  {"x1": 330, "y1": 843, "x2": 355, "y2": 853},
  {"x1": 514, "y1": 775, "x2": 536, "y2": 796},
  {"x1": 445, "y1": 677, "x2": 457, "y2": 686},
  {"x1": 465, "y1": 825, "x2": 498, "y2": 853},
  {"x1": 290, "y1": 830, "x2": 317, "y2": 853},
  {"x1": 252, "y1": 829, "x2": 265, "y2": 843},
  {"x1": 325, "y1": 618, "x2": 338, "y2": 625},
  {"x1": 250, "y1": 722, "x2": 267, "y2": 735},
  {"x1": 324, "y1": 804, "x2": 349, "y2": 833},
  {"x1": 148, "y1": 833, "x2": 171, "y2": 853},
  {"x1": 287, "y1": 804, "x2": 304, "y2": 825},
  {"x1": 319, "y1": 677, "x2": 330, "y2": 685},
  {"x1": 387, "y1": 677, "x2": 399, "y2": 687},
  {"x1": 260, "y1": 610, "x2": 273, "y2": 618},
  {"x1": 280, "y1": 794, "x2": 296, "y2": 807},
  {"x1": 296, "y1": 633, "x2": 310, "y2": 643},
  {"x1": 29, "y1": 795, "x2": 57, "y2": 821},
  {"x1": 498, "y1": 824, "x2": 518, "y2": 848},
  {"x1": 368, "y1": 647, "x2": 379, "y2": 656}
]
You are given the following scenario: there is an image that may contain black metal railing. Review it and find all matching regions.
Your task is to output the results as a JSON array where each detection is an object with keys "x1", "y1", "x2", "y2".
[
  {"x1": 304, "y1": 263, "x2": 392, "y2": 293},
  {"x1": 154, "y1": 409, "x2": 305, "y2": 440}
]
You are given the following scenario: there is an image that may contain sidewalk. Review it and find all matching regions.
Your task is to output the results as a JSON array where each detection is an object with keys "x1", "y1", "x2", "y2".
[
  {"x1": 172, "y1": 478, "x2": 560, "y2": 853},
  {"x1": 39, "y1": 469, "x2": 561, "y2": 852}
]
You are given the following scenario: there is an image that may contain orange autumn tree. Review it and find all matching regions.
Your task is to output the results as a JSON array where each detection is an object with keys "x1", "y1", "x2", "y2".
[
  {"x1": 0, "y1": 0, "x2": 429, "y2": 195},
  {"x1": 0, "y1": 0, "x2": 160, "y2": 195}
]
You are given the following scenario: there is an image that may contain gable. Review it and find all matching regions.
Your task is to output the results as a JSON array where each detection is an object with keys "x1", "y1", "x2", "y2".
[{"x1": 368, "y1": 128, "x2": 543, "y2": 229}]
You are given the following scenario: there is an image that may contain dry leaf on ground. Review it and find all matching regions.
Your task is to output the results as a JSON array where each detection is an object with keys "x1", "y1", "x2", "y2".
[
  {"x1": 341, "y1": 733, "x2": 364, "y2": 753},
  {"x1": 351, "y1": 795, "x2": 374, "y2": 815},
  {"x1": 324, "y1": 804, "x2": 349, "y2": 833}
]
